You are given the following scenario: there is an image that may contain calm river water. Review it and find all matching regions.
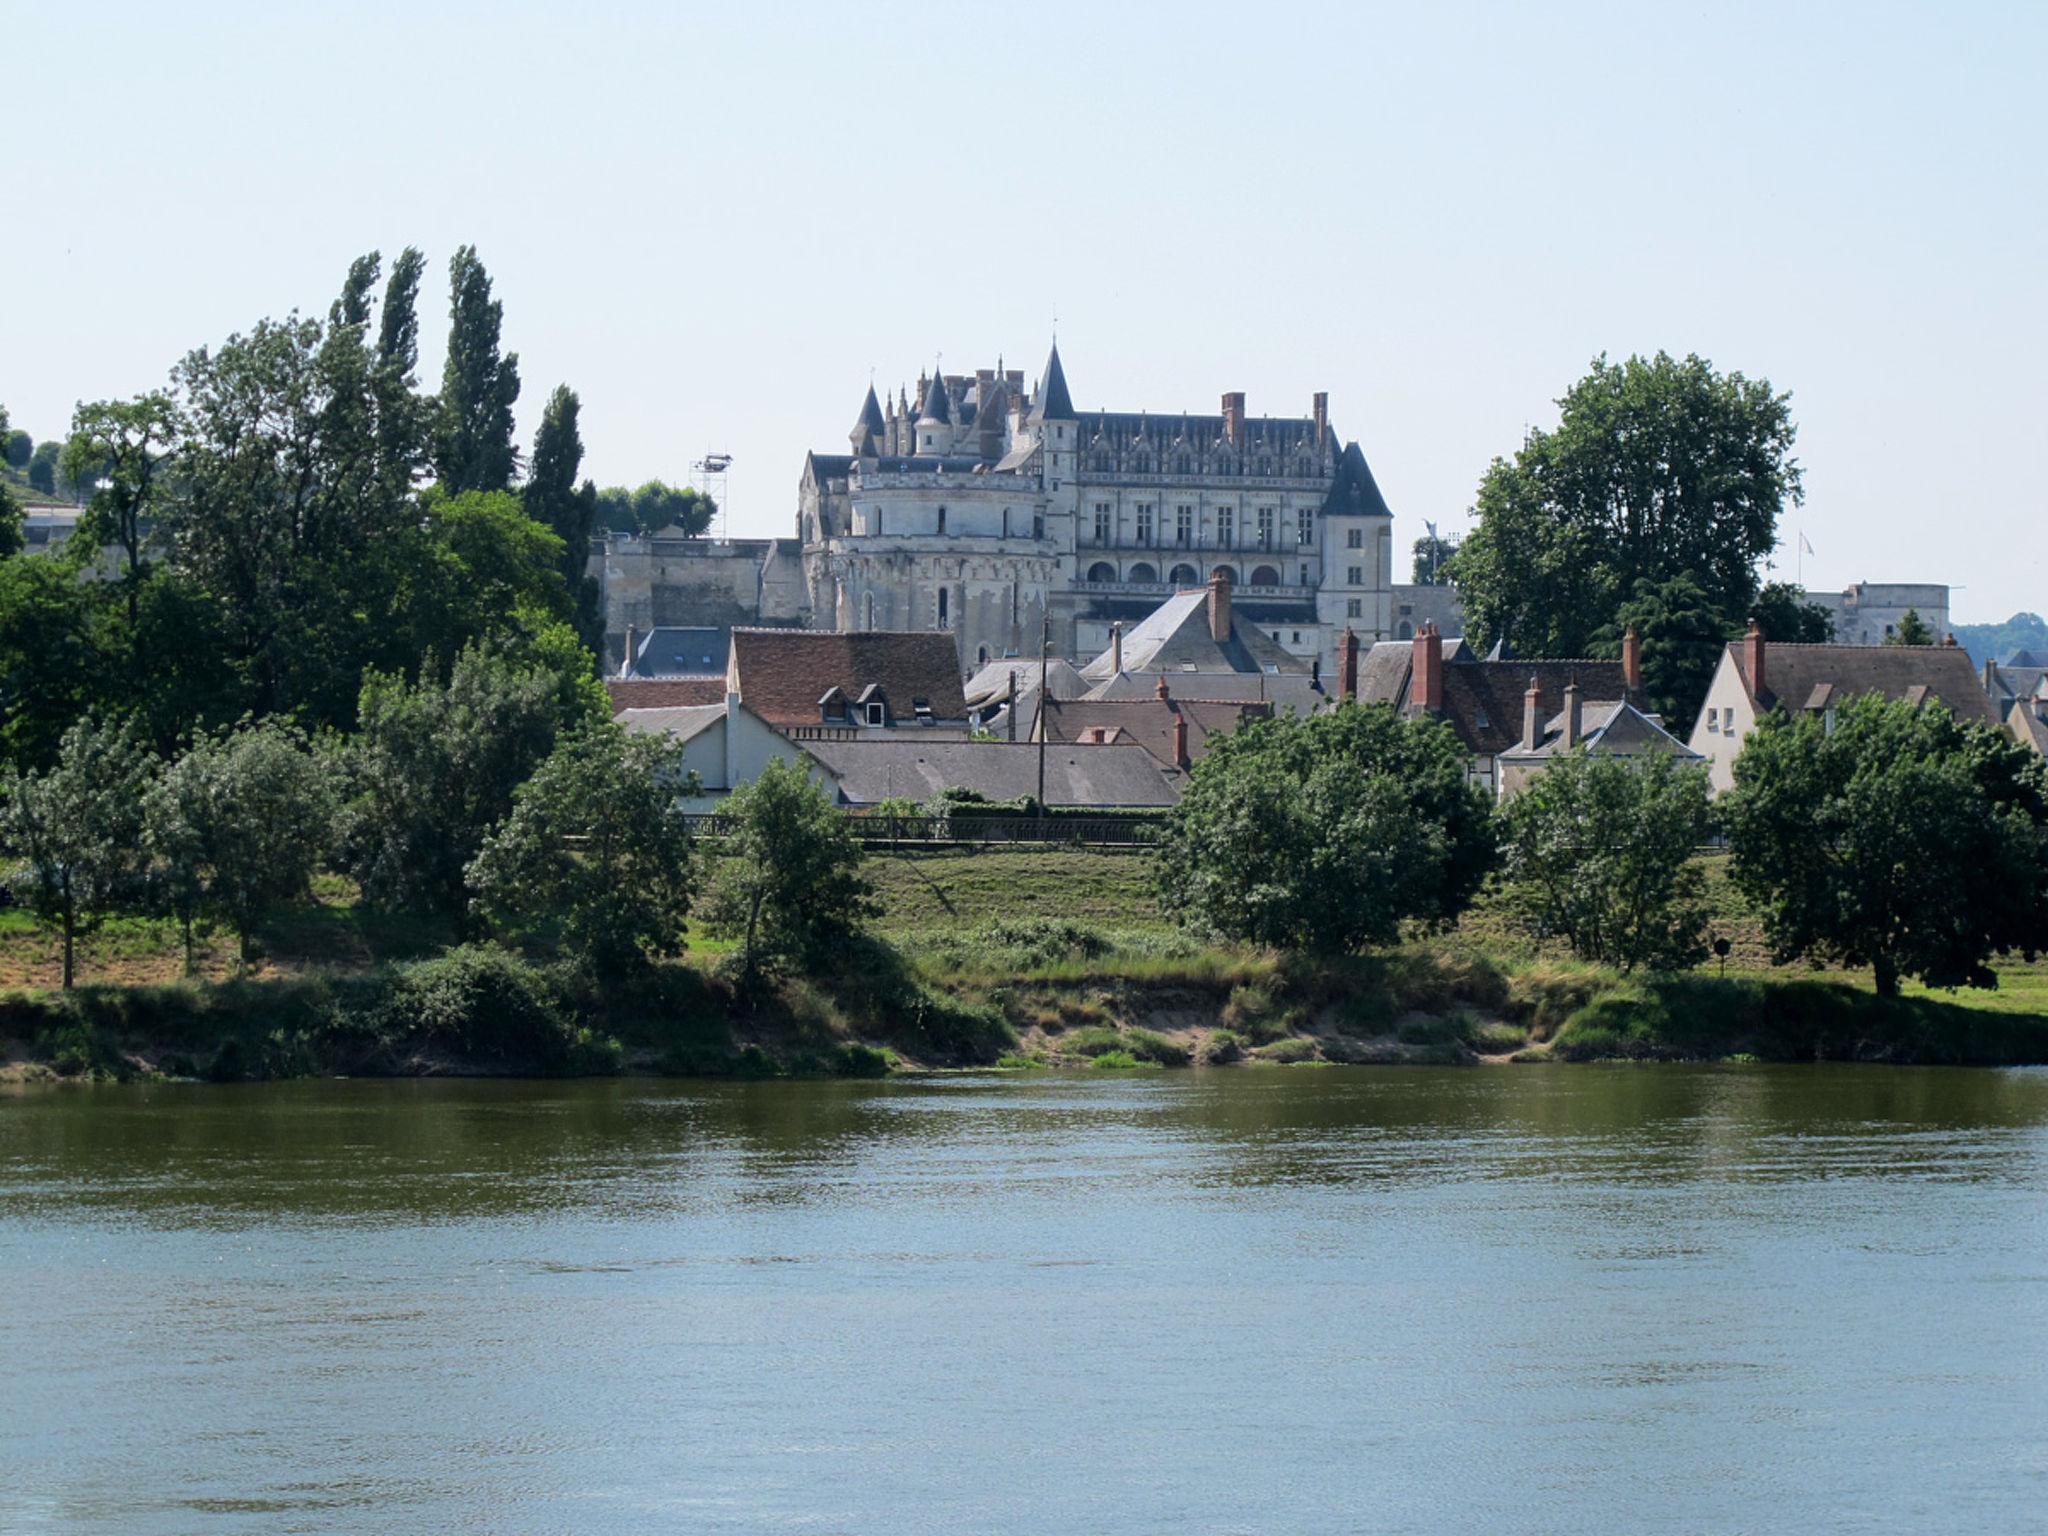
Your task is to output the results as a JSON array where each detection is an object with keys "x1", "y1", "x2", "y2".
[{"x1": 5, "y1": 1067, "x2": 2048, "y2": 1534}]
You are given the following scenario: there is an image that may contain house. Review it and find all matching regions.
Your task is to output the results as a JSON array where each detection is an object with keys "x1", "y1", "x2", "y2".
[
  {"x1": 1984, "y1": 654, "x2": 2048, "y2": 718},
  {"x1": 1495, "y1": 684, "x2": 1703, "y2": 796},
  {"x1": 617, "y1": 624, "x2": 730, "y2": 679},
  {"x1": 795, "y1": 739, "x2": 1180, "y2": 809},
  {"x1": 726, "y1": 628, "x2": 972, "y2": 736},
  {"x1": 964, "y1": 654, "x2": 1091, "y2": 741},
  {"x1": 1034, "y1": 685, "x2": 1274, "y2": 774},
  {"x1": 1689, "y1": 625, "x2": 2003, "y2": 792},
  {"x1": 2004, "y1": 673, "x2": 2048, "y2": 758},
  {"x1": 1348, "y1": 622, "x2": 1642, "y2": 796},
  {"x1": 1078, "y1": 573, "x2": 1310, "y2": 684},
  {"x1": 615, "y1": 697, "x2": 815, "y2": 810},
  {"x1": 606, "y1": 676, "x2": 727, "y2": 716}
]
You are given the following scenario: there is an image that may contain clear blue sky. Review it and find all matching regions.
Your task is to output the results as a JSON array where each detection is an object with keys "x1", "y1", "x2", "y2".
[{"x1": 5, "y1": 0, "x2": 2043, "y2": 622}]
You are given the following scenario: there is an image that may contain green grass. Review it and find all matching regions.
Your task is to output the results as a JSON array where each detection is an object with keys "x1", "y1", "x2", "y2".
[{"x1": 865, "y1": 848, "x2": 1163, "y2": 934}]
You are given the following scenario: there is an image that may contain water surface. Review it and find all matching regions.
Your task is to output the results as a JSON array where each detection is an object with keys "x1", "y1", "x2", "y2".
[{"x1": 5, "y1": 1067, "x2": 2047, "y2": 1534}]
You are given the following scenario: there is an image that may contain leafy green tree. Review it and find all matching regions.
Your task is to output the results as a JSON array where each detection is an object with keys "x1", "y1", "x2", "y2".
[
  {"x1": 1411, "y1": 530, "x2": 1458, "y2": 585},
  {"x1": 64, "y1": 392, "x2": 183, "y2": 625},
  {"x1": 144, "y1": 718, "x2": 336, "y2": 968},
  {"x1": 524, "y1": 385, "x2": 603, "y2": 647},
  {"x1": 1156, "y1": 703, "x2": 1496, "y2": 954},
  {"x1": 468, "y1": 725, "x2": 696, "y2": 973},
  {"x1": 1751, "y1": 581, "x2": 1834, "y2": 644},
  {"x1": 1498, "y1": 751, "x2": 1714, "y2": 971},
  {"x1": 704, "y1": 757, "x2": 876, "y2": 984},
  {"x1": 1597, "y1": 573, "x2": 1728, "y2": 727},
  {"x1": 339, "y1": 645, "x2": 595, "y2": 930},
  {"x1": 392, "y1": 489, "x2": 578, "y2": 668},
  {"x1": 1448, "y1": 352, "x2": 1802, "y2": 657},
  {"x1": 4, "y1": 428, "x2": 30, "y2": 469},
  {"x1": 1885, "y1": 607, "x2": 1935, "y2": 647},
  {"x1": 596, "y1": 480, "x2": 715, "y2": 537},
  {"x1": 1721, "y1": 696, "x2": 2048, "y2": 996},
  {"x1": 436, "y1": 245, "x2": 521, "y2": 493},
  {"x1": 373, "y1": 247, "x2": 431, "y2": 502},
  {"x1": 0, "y1": 715, "x2": 155, "y2": 986},
  {"x1": 27, "y1": 439, "x2": 58, "y2": 496},
  {"x1": 0, "y1": 555, "x2": 102, "y2": 770}
]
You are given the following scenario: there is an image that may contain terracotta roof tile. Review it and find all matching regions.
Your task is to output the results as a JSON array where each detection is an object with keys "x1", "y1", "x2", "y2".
[
  {"x1": 732, "y1": 629, "x2": 968, "y2": 728},
  {"x1": 1735, "y1": 642, "x2": 2000, "y2": 727},
  {"x1": 607, "y1": 677, "x2": 725, "y2": 715}
]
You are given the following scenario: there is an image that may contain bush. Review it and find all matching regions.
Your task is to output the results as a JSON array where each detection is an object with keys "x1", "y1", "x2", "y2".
[
  {"x1": 1255, "y1": 1037, "x2": 1319, "y2": 1064},
  {"x1": 979, "y1": 918, "x2": 1112, "y2": 964},
  {"x1": 1201, "y1": 1029, "x2": 1245, "y2": 1065},
  {"x1": 1090, "y1": 1049, "x2": 1154, "y2": 1070},
  {"x1": 834, "y1": 1043, "x2": 896, "y2": 1078},
  {"x1": 1123, "y1": 1026, "x2": 1191, "y2": 1066},
  {"x1": 380, "y1": 943, "x2": 575, "y2": 1065},
  {"x1": 1063, "y1": 1025, "x2": 1125, "y2": 1057}
]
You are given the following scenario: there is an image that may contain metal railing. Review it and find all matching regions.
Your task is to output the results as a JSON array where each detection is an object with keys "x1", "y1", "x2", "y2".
[{"x1": 682, "y1": 812, "x2": 1162, "y2": 849}]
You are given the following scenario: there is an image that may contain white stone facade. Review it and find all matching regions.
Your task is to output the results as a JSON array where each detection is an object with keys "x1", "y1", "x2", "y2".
[{"x1": 1804, "y1": 582, "x2": 1951, "y2": 647}]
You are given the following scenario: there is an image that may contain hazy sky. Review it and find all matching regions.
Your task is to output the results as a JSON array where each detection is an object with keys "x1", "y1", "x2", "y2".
[{"x1": 6, "y1": 1, "x2": 2043, "y2": 622}]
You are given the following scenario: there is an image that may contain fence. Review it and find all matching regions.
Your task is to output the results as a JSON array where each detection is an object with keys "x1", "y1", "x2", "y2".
[{"x1": 681, "y1": 812, "x2": 1163, "y2": 850}]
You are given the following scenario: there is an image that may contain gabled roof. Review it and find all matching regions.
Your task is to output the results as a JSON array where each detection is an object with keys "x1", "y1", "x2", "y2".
[
  {"x1": 730, "y1": 629, "x2": 968, "y2": 727},
  {"x1": 1732, "y1": 642, "x2": 2000, "y2": 727},
  {"x1": 2009, "y1": 699, "x2": 2048, "y2": 756},
  {"x1": 1986, "y1": 661, "x2": 2048, "y2": 710},
  {"x1": 1083, "y1": 670, "x2": 1331, "y2": 714},
  {"x1": 616, "y1": 704, "x2": 727, "y2": 746},
  {"x1": 626, "y1": 626, "x2": 730, "y2": 678},
  {"x1": 1354, "y1": 647, "x2": 1634, "y2": 758},
  {"x1": 1078, "y1": 588, "x2": 1309, "y2": 680},
  {"x1": 1037, "y1": 696, "x2": 1269, "y2": 772},
  {"x1": 1498, "y1": 698, "x2": 1701, "y2": 763},
  {"x1": 796, "y1": 739, "x2": 1178, "y2": 808},
  {"x1": 963, "y1": 656, "x2": 1090, "y2": 709},
  {"x1": 606, "y1": 676, "x2": 726, "y2": 715},
  {"x1": 1320, "y1": 441, "x2": 1394, "y2": 519},
  {"x1": 1027, "y1": 342, "x2": 1077, "y2": 424},
  {"x1": 2006, "y1": 649, "x2": 2048, "y2": 669}
]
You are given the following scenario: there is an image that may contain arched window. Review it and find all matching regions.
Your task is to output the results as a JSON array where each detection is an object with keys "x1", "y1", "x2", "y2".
[
  {"x1": 1397, "y1": 620, "x2": 1413, "y2": 640},
  {"x1": 978, "y1": 645, "x2": 990, "y2": 666},
  {"x1": 937, "y1": 505, "x2": 947, "y2": 534},
  {"x1": 1087, "y1": 561, "x2": 1117, "y2": 583},
  {"x1": 863, "y1": 592, "x2": 876, "y2": 630},
  {"x1": 1212, "y1": 564, "x2": 1239, "y2": 585},
  {"x1": 1169, "y1": 563, "x2": 1199, "y2": 587},
  {"x1": 937, "y1": 587, "x2": 950, "y2": 627},
  {"x1": 1127, "y1": 562, "x2": 1158, "y2": 583},
  {"x1": 1250, "y1": 564, "x2": 1281, "y2": 587}
]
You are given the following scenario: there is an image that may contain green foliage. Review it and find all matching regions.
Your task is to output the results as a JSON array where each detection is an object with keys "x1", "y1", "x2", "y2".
[
  {"x1": 468, "y1": 724, "x2": 697, "y2": 973},
  {"x1": 339, "y1": 645, "x2": 593, "y2": 928},
  {"x1": 1953, "y1": 612, "x2": 2048, "y2": 670},
  {"x1": 435, "y1": 245, "x2": 521, "y2": 494},
  {"x1": 523, "y1": 385, "x2": 603, "y2": 648},
  {"x1": 0, "y1": 715, "x2": 156, "y2": 986},
  {"x1": 145, "y1": 717, "x2": 337, "y2": 965},
  {"x1": 1448, "y1": 351, "x2": 1802, "y2": 658},
  {"x1": 28, "y1": 439, "x2": 59, "y2": 495},
  {"x1": 64, "y1": 392, "x2": 182, "y2": 616},
  {"x1": 1090, "y1": 1049, "x2": 1153, "y2": 1070},
  {"x1": 1721, "y1": 695, "x2": 2048, "y2": 995},
  {"x1": 3, "y1": 428, "x2": 30, "y2": 469},
  {"x1": 0, "y1": 554, "x2": 101, "y2": 771},
  {"x1": 1597, "y1": 573, "x2": 1727, "y2": 726},
  {"x1": 596, "y1": 480, "x2": 716, "y2": 538},
  {"x1": 1499, "y1": 751, "x2": 1714, "y2": 972},
  {"x1": 378, "y1": 943, "x2": 583, "y2": 1067},
  {"x1": 1410, "y1": 530, "x2": 1458, "y2": 585},
  {"x1": 1884, "y1": 607, "x2": 1935, "y2": 646},
  {"x1": 1156, "y1": 701, "x2": 1497, "y2": 954},
  {"x1": 705, "y1": 757, "x2": 878, "y2": 983},
  {"x1": 1751, "y1": 581, "x2": 1834, "y2": 644}
]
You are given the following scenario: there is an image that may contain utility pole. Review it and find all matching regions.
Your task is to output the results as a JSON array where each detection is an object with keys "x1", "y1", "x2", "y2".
[{"x1": 1036, "y1": 611, "x2": 1050, "y2": 819}]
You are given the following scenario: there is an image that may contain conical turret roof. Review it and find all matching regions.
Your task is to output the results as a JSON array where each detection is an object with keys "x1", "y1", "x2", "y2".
[
  {"x1": 917, "y1": 368, "x2": 953, "y2": 426},
  {"x1": 1320, "y1": 441, "x2": 1394, "y2": 519},
  {"x1": 1027, "y1": 341, "x2": 1076, "y2": 424}
]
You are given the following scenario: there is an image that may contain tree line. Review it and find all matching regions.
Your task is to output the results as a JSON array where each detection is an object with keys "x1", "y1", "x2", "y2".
[{"x1": 1156, "y1": 695, "x2": 2048, "y2": 999}]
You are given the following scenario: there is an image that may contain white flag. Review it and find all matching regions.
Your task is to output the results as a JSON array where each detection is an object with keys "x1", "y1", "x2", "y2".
[{"x1": 1799, "y1": 532, "x2": 1815, "y2": 556}]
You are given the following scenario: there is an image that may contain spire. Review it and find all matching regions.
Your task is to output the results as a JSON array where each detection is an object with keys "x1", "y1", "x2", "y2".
[
  {"x1": 1028, "y1": 340, "x2": 1076, "y2": 424},
  {"x1": 1319, "y1": 440, "x2": 1394, "y2": 519},
  {"x1": 917, "y1": 367, "x2": 952, "y2": 426},
  {"x1": 850, "y1": 383, "x2": 886, "y2": 454}
]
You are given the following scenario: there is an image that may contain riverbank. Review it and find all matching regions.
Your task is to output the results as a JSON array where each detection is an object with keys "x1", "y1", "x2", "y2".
[{"x1": 5, "y1": 848, "x2": 2047, "y2": 1081}]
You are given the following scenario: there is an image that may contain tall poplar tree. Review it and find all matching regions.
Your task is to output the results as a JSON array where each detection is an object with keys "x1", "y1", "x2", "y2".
[
  {"x1": 523, "y1": 384, "x2": 603, "y2": 647},
  {"x1": 436, "y1": 246, "x2": 521, "y2": 493}
]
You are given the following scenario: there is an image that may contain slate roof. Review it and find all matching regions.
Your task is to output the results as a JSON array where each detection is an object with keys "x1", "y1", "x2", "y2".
[
  {"x1": 1320, "y1": 440, "x2": 1395, "y2": 519},
  {"x1": 1353, "y1": 646, "x2": 1636, "y2": 758},
  {"x1": 963, "y1": 656, "x2": 1090, "y2": 709},
  {"x1": 606, "y1": 677, "x2": 726, "y2": 715},
  {"x1": 854, "y1": 384, "x2": 886, "y2": 438},
  {"x1": 1037, "y1": 696, "x2": 1269, "y2": 772},
  {"x1": 1028, "y1": 342, "x2": 1076, "y2": 424},
  {"x1": 2007, "y1": 649, "x2": 2048, "y2": 669},
  {"x1": 1083, "y1": 670, "x2": 1331, "y2": 714},
  {"x1": 1732, "y1": 642, "x2": 2000, "y2": 726},
  {"x1": 1078, "y1": 588, "x2": 1309, "y2": 681},
  {"x1": 917, "y1": 371, "x2": 952, "y2": 426},
  {"x1": 1497, "y1": 699, "x2": 1701, "y2": 763},
  {"x1": 2009, "y1": 700, "x2": 2048, "y2": 756},
  {"x1": 797, "y1": 739, "x2": 1178, "y2": 808},
  {"x1": 616, "y1": 704, "x2": 727, "y2": 745},
  {"x1": 730, "y1": 629, "x2": 968, "y2": 727},
  {"x1": 626, "y1": 626, "x2": 730, "y2": 678},
  {"x1": 1986, "y1": 661, "x2": 2048, "y2": 713}
]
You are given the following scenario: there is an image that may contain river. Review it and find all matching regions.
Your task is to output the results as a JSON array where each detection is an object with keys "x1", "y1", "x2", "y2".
[{"x1": 4, "y1": 1067, "x2": 2047, "y2": 1534}]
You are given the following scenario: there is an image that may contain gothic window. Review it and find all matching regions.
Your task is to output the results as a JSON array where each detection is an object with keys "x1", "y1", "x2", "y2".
[
  {"x1": 937, "y1": 587, "x2": 950, "y2": 628},
  {"x1": 1135, "y1": 504, "x2": 1154, "y2": 545},
  {"x1": 1396, "y1": 618, "x2": 1411, "y2": 637},
  {"x1": 1087, "y1": 561, "x2": 1117, "y2": 583},
  {"x1": 1257, "y1": 458, "x2": 1271, "y2": 476},
  {"x1": 1351, "y1": 600, "x2": 1366, "y2": 620},
  {"x1": 1093, "y1": 452, "x2": 1111, "y2": 472},
  {"x1": 1299, "y1": 563, "x2": 1311, "y2": 586},
  {"x1": 937, "y1": 505, "x2": 947, "y2": 535},
  {"x1": 1093, "y1": 504, "x2": 1111, "y2": 544},
  {"x1": 1257, "y1": 507, "x2": 1276, "y2": 549},
  {"x1": 1297, "y1": 457, "x2": 1312, "y2": 477},
  {"x1": 863, "y1": 592, "x2": 876, "y2": 630},
  {"x1": 1033, "y1": 511, "x2": 1045, "y2": 540},
  {"x1": 1218, "y1": 507, "x2": 1235, "y2": 547},
  {"x1": 1212, "y1": 564, "x2": 1239, "y2": 585},
  {"x1": 1297, "y1": 509, "x2": 1313, "y2": 545},
  {"x1": 1175, "y1": 455, "x2": 1192, "y2": 474},
  {"x1": 1176, "y1": 505, "x2": 1194, "y2": 545},
  {"x1": 978, "y1": 645, "x2": 991, "y2": 666}
]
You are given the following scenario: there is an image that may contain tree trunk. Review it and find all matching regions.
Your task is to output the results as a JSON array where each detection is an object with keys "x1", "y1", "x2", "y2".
[
  {"x1": 1873, "y1": 955, "x2": 1900, "y2": 998},
  {"x1": 62, "y1": 915, "x2": 75, "y2": 990},
  {"x1": 180, "y1": 914, "x2": 196, "y2": 977}
]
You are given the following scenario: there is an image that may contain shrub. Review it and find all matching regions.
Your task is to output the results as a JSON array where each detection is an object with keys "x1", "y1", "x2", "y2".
[
  {"x1": 1123, "y1": 1026, "x2": 1191, "y2": 1067},
  {"x1": 1090, "y1": 1049, "x2": 1154, "y2": 1070},
  {"x1": 1255, "y1": 1037, "x2": 1319, "y2": 1064},
  {"x1": 1201, "y1": 1029, "x2": 1245, "y2": 1065},
  {"x1": 1063, "y1": 1025, "x2": 1125, "y2": 1057},
  {"x1": 381, "y1": 943, "x2": 574, "y2": 1065},
  {"x1": 979, "y1": 917, "x2": 1112, "y2": 964},
  {"x1": 1396, "y1": 1015, "x2": 1462, "y2": 1047},
  {"x1": 834, "y1": 1043, "x2": 896, "y2": 1078},
  {"x1": 1463, "y1": 1019, "x2": 1530, "y2": 1054}
]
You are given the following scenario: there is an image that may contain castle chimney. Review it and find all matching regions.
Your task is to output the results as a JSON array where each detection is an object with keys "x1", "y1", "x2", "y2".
[
  {"x1": 1109, "y1": 620, "x2": 1123, "y2": 676},
  {"x1": 1155, "y1": 673, "x2": 1170, "y2": 701},
  {"x1": 1743, "y1": 620, "x2": 1767, "y2": 701},
  {"x1": 1412, "y1": 622, "x2": 1443, "y2": 713},
  {"x1": 621, "y1": 623, "x2": 639, "y2": 680},
  {"x1": 1622, "y1": 622, "x2": 1642, "y2": 696},
  {"x1": 1522, "y1": 676, "x2": 1542, "y2": 751},
  {"x1": 1172, "y1": 712, "x2": 1189, "y2": 770},
  {"x1": 1562, "y1": 682, "x2": 1582, "y2": 749},
  {"x1": 1221, "y1": 391, "x2": 1246, "y2": 449},
  {"x1": 1208, "y1": 569, "x2": 1232, "y2": 643},
  {"x1": 1338, "y1": 626, "x2": 1360, "y2": 700},
  {"x1": 1312, "y1": 391, "x2": 1328, "y2": 450}
]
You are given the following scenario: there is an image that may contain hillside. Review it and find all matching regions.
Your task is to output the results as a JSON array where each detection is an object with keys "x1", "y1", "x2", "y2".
[{"x1": 1954, "y1": 611, "x2": 2048, "y2": 668}]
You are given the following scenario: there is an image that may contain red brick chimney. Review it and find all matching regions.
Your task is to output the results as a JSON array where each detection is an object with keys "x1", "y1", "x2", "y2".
[
  {"x1": 1412, "y1": 622, "x2": 1443, "y2": 713},
  {"x1": 1312, "y1": 392, "x2": 1329, "y2": 450},
  {"x1": 1522, "y1": 675, "x2": 1541, "y2": 751},
  {"x1": 1562, "y1": 682, "x2": 1581, "y2": 749},
  {"x1": 1622, "y1": 622, "x2": 1642, "y2": 696},
  {"x1": 1208, "y1": 569, "x2": 1232, "y2": 643},
  {"x1": 1338, "y1": 626, "x2": 1360, "y2": 700},
  {"x1": 1172, "y1": 712, "x2": 1189, "y2": 770},
  {"x1": 1155, "y1": 673, "x2": 1169, "y2": 701},
  {"x1": 1221, "y1": 391, "x2": 1246, "y2": 449},
  {"x1": 1743, "y1": 620, "x2": 1767, "y2": 701}
]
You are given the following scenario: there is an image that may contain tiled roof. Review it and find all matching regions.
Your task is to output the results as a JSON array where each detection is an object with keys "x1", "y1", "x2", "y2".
[
  {"x1": 1084, "y1": 671, "x2": 1331, "y2": 714},
  {"x1": 627, "y1": 626, "x2": 730, "y2": 678},
  {"x1": 2009, "y1": 700, "x2": 2048, "y2": 756},
  {"x1": 607, "y1": 677, "x2": 725, "y2": 714},
  {"x1": 1320, "y1": 440, "x2": 1394, "y2": 519},
  {"x1": 1498, "y1": 699, "x2": 1701, "y2": 762},
  {"x1": 963, "y1": 656, "x2": 1090, "y2": 709},
  {"x1": 1353, "y1": 646, "x2": 1630, "y2": 758},
  {"x1": 616, "y1": 704, "x2": 727, "y2": 745},
  {"x1": 1734, "y1": 642, "x2": 2000, "y2": 727},
  {"x1": 1038, "y1": 696, "x2": 1270, "y2": 772},
  {"x1": 731, "y1": 629, "x2": 968, "y2": 727},
  {"x1": 1079, "y1": 588, "x2": 1309, "y2": 680},
  {"x1": 1028, "y1": 342, "x2": 1076, "y2": 423},
  {"x1": 797, "y1": 739, "x2": 1178, "y2": 808}
]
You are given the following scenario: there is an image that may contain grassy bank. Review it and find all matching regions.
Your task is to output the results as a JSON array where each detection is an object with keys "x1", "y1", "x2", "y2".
[{"x1": 5, "y1": 849, "x2": 2047, "y2": 1081}]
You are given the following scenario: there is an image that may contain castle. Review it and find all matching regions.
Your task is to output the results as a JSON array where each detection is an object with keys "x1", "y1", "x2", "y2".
[{"x1": 596, "y1": 344, "x2": 1405, "y2": 672}]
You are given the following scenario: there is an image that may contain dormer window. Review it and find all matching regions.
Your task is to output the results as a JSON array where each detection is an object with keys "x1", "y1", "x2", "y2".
[
  {"x1": 866, "y1": 702, "x2": 886, "y2": 726},
  {"x1": 913, "y1": 697, "x2": 934, "y2": 725}
]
